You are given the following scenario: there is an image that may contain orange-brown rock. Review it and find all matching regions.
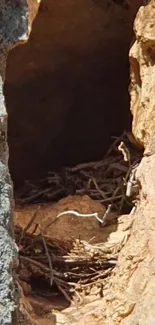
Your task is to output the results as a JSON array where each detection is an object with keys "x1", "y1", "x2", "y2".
[{"x1": 130, "y1": 0, "x2": 155, "y2": 154}]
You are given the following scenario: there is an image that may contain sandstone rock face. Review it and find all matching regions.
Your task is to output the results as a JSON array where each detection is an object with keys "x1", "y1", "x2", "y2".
[
  {"x1": 101, "y1": 155, "x2": 155, "y2": 324},
  {"x1": 130, "y1": 0, "x2": 155, "y2": 154},
  {"x1": 99, "y1": 1, "x2": 155, "y2": 323},
  {"x1": 0, "y1": 1, "x2": 39, "y2": 324}
]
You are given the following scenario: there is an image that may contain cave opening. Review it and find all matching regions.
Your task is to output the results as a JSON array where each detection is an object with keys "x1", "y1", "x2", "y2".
[
  {"x1": 4, "y1": 0, "x2": 142, "y2": 190},
  {"x1": 5, "y1": 0, "x2": 145, "y2": 313}
]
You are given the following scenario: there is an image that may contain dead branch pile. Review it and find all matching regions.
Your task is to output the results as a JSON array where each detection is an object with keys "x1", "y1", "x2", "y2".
[
  {"x1": 15, "y1": 132, "x2": 142, "y2": 303},
  {"x1": 15, "y1": 225, "x2": 121, "y2": 303},
  {"x1": 15, "y1": 131, "x2": 142, "y2": 213}
]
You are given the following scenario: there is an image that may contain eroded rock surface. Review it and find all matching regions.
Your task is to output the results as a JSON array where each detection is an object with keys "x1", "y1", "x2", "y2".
[
  {"x1": 101, "y1": 155, "x2": 155, "y2": 324},
  {"x1": 0, "y1": 1, "x2": 40, "y2": 324},
  {"x1": 130, "y1": 0, "x2": 155, "y2": 154}
]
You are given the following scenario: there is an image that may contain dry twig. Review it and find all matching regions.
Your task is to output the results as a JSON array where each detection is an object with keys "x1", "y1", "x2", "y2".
[{"x1": 39, "y1": 227, "x2": 54, "y2": 286}]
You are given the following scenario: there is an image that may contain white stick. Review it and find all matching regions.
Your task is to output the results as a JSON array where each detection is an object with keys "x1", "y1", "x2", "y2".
[{"x1": 56, "y1": 210, "x2": 104, "y2": 224}]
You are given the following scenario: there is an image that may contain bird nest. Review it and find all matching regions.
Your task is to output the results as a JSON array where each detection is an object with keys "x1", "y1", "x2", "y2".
[{"x1": 15, "y1": 131, "x2": 142, "y2": 304}]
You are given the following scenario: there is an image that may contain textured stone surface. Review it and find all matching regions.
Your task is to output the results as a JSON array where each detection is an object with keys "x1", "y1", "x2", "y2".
[
  {"x1": 130, "y1": 0, "x2": 155, "y2": 154},
  {"x1": 0, "y1": 1, "x2": 39, "y2": 324},
  {"x1": 102, "y1": 154, "x2": 155, "y2": 324}
]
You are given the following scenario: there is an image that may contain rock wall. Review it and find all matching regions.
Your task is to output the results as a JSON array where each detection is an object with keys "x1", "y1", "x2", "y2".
[
  {"x1": 4, "y1": 0, "x2": 143, "y2": 187},
  {"x1": 130, "y1": 0, "x2": 155, "y2": 154},
  {"x1": 102, "y1": 1, "x2": 155, "y2": 323},
  {"x1": 0, "y1": 1, "x2": 39, "y2": 324}
]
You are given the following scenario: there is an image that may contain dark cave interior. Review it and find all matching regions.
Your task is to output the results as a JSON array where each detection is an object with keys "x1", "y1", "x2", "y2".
[{"x1": 4, "y1": 0, "x2": 143, "y2": 188}]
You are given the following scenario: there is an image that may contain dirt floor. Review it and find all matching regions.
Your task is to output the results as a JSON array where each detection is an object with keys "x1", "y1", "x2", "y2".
[{"x1": 14, "y1": 132, "x2": 143, "y2": 325}]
